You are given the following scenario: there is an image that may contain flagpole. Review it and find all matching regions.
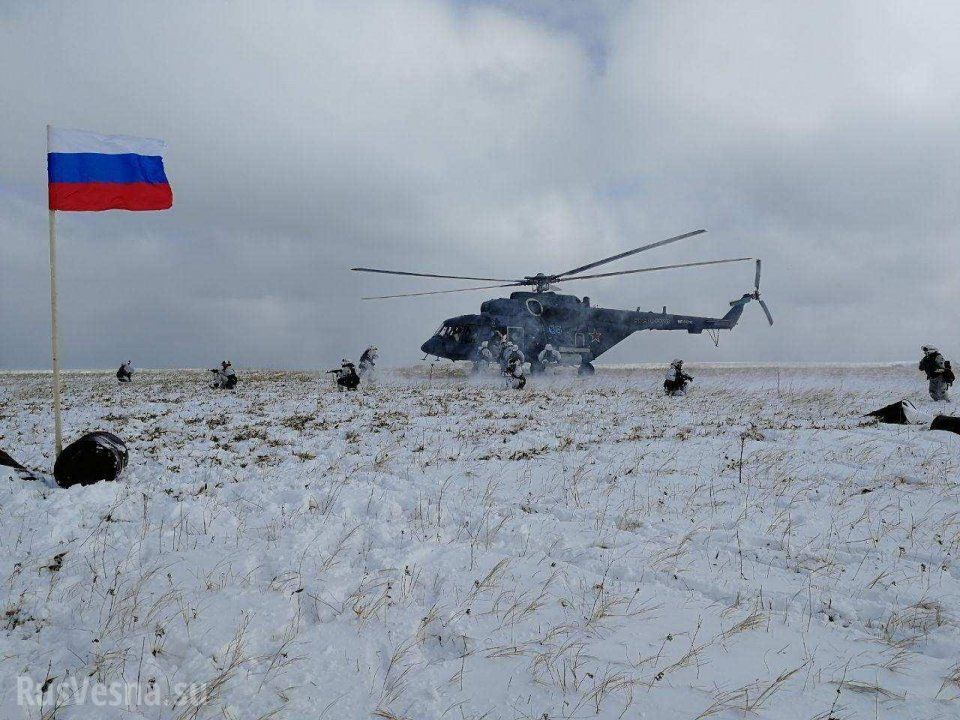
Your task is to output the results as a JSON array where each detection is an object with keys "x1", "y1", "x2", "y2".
[
  {"x1": 48, "y1": 206, "x2": 63, "y2": 458},
  {"x1": 47, "y1": 122, "x2": 63, "y2": 458}
]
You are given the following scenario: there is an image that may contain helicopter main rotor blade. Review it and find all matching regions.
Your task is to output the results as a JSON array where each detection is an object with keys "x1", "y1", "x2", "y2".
[
  {"x1": 556, "y1": 229, "x2": 707, "y2": 279},
  {"x1": 754, "y1": 258, "x2": 762, "y2": 291},
  {"x1": 352, "y1": 267, "x2": 521, "y2": 283},
  {"x1": 361, "y1": 282, "x2": 522, "y2": 300},
  {"x1": 556, "y1": 257, "x2": 753, "y2": 282}
]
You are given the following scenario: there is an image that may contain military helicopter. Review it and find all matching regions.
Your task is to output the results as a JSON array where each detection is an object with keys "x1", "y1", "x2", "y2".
[{"x1": 352, "y1": 229, "x2": 773, "y2": 375}]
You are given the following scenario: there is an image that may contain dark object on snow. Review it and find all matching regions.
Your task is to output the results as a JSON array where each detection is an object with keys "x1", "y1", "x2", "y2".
[
  {"x1": 930, "y1": 415, "x2": 960, "y2": 435},
  {"x1": 866, "y1": 400, "x2": 914, "y2": 424},
  {"x1": 328, "y1": 361, "x2": 360, "y2": 391},
  {"x1": 0, "y1": 449, "x2": 46, "y2": 482},
  {"x1": 664, "y1": 372, "x2": 693, "y2": 396},
  {"x1": 338, "y1": 365, "x2": 360, "y2": 390},
  {"x1": 116, "y1": 361, "x2": 133, "y2": 382},
  {"x1": 664, "y1": 359, "x2": 693, "y2": 396},
  {"x1": 54, "y1": 432, "x2": 129, "y2": 488},
  {"x1": 209, "y1": 368, "x2": 238, "y2": 390},
  {"x1": 0, "y1": 449, "x2": 26, "y2": 470}
]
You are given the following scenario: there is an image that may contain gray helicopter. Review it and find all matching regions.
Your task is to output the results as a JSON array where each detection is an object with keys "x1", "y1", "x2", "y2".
[{"x1": 353, "y1": 229, "x2": 773, "y2": 375}]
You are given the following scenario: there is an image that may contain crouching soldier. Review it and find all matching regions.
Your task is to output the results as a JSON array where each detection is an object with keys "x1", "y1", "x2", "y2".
[
  {"x1": 329, "y1": 360, "x2": 360, "y2": 391},
  {"x1": 358, "y1": 346, "x2": 379, "y2": 382},
  {"x1": 210, "y1": 361, "x2": 238, "y2": 390},
  {"x1": 920, "y1": 345, "x2": 950, "y2": 401},
  {"x1": 472, "y1": 341, "x2": 494, "y2": 374},
  {"x1": 538, "y1": 344, "x2": 562, "y2": 368},
  {"x1": 116, "y1": 360, "x2": 134, "y2": 383},
  {"x1": 664, "y1": 359, "x2": 693, "y2": 396}
]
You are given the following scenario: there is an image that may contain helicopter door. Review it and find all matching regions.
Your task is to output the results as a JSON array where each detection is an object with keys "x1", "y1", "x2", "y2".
[
  {"x1": 575, "y1": 332, "x2": 586, "y2": 348},
  {"x1": 507, "y1": 326, "x2": 524, "y2": 345}
]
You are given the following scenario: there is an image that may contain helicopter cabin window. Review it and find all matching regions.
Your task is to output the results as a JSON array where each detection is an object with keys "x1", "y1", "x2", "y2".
[
  {"x1": 452, "y1": 326, "x2": 474, "y2": 343},
  {"x1": 437, "y1": 324, "x2": 474, "y2": 342}
]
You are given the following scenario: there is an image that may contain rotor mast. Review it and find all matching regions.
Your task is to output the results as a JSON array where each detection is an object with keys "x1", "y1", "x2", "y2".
[{"x1": 525, "y1": 273, "x2": 553, "y2": 293}]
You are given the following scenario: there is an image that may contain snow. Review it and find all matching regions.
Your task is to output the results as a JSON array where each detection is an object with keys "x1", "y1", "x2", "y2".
[{"x1": 1, "y1": 364, "x2": 958, "y2": 719}]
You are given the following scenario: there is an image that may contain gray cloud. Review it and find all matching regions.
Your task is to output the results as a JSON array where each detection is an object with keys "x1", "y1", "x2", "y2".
[{"x1": 1, "y1": 1, "x2": 958, "y2": 369}]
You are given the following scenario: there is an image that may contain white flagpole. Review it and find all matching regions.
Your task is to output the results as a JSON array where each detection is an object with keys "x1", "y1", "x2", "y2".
[
  {"x1": 47, "y1": 125, "x2": 63, "y2": 457},
  {"x1": 48, "y1": 209, "x2": 63, "y2": 457}
]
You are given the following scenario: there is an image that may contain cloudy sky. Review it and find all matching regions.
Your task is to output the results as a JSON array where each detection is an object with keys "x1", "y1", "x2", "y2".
[{"x1": 2, "y1": 1, "x2": 958, "y2": 369}]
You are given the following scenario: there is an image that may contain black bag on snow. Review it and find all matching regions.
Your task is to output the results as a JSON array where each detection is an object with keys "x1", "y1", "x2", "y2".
[
  {"x1": 0, "y1": 448, "x2": 47, "y2": 482},
  {"x1": 0, "y1": 449, "x2": 26, "y2": 470},
  {"x1": 866, "y1": 400, "x2": 913, "y2": 424},
  {"x1": 930, "y1": 415, "x2": 960, "y2": 435},
  {"x1": 54, "y1": 432, "x2": 129, "y2": 488}
]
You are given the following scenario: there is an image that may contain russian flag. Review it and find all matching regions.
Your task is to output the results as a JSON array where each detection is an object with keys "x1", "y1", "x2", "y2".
[{"x1": 47, "y1": 127, "x2": 173, "y2": 212}]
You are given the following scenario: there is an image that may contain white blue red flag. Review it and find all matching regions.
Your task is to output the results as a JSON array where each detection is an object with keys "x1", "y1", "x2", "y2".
[{"x1": 47, "y1": 127, "x2": 173, "y2": 211}]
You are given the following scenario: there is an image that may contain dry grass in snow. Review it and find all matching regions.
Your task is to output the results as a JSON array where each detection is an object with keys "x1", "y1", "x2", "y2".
[{"x1": 0, "y1": 364, "x2": 958, "y2": 719}]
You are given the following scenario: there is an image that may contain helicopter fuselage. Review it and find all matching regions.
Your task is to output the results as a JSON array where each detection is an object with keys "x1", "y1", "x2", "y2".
[{"x1": 420, "y1": 290, "x2": 753, "y2": 367}]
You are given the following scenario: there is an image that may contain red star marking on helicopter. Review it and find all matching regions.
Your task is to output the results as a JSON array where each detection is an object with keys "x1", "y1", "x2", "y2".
[{"x1": 590, "y1": 329, "x2": 602, "y2": 343}]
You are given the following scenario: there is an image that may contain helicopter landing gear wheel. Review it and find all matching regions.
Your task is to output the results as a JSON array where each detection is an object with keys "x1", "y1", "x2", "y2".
[
  {"x1": 529, "y1": 360, "x2": 545, "y2": 375},
  {"x1": 578, "y1": 362, "x2": 595, "y2": 377}
]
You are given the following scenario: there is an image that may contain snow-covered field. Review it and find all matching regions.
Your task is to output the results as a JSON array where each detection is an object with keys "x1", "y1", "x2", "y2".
[{"x1": 1, "y1": 364, "x2": 958, "y2": 720}]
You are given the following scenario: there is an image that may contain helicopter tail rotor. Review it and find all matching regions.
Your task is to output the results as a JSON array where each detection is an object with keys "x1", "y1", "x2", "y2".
[{"x1": 752, "y1": 259, "x2": 774, "y2": 325}]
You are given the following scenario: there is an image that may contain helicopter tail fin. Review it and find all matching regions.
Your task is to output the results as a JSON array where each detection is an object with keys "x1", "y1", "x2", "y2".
[{"x1": 719, "y1": 294, "x2": 751, "y2": 327}]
